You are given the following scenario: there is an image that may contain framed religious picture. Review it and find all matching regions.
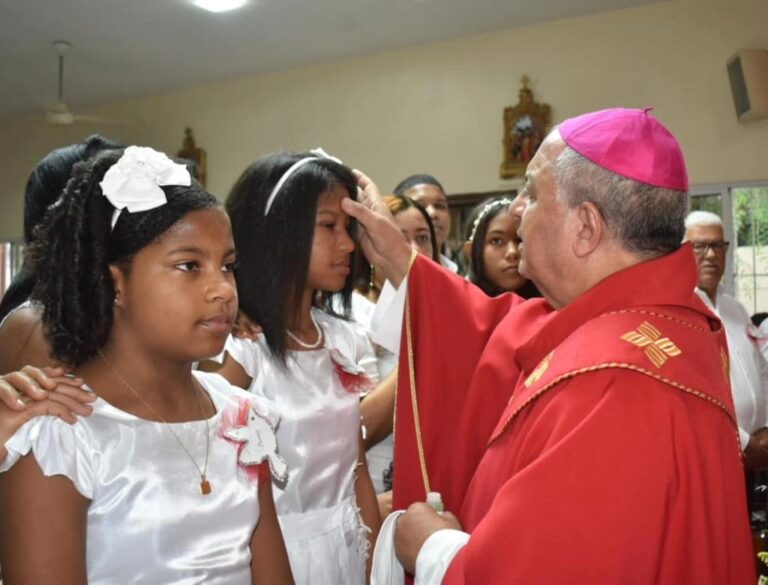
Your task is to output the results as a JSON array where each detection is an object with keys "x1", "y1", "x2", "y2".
[
  {"x1": 499, "y1": 76, "x2": 552, "y2": 179},
  {"x1": 177, "y1": 127, "x2": 207, "y2": 188}
]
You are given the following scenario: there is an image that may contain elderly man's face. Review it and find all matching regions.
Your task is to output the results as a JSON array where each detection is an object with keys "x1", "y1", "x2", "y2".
[
  {"x1": 517, "y1": 132, "x2": 570, "y2": 307},
  {"x1": 685, "y1": 223, "x2": 727, "y2": 298}
]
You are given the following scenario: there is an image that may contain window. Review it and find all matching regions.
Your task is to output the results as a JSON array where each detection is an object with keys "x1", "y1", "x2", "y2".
[{"x1": 0, "y1": 241, "x2": 25, "y2": 297}]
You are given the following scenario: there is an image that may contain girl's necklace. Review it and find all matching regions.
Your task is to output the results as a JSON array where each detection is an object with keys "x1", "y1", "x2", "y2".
[
  {"x1": 97, "y1": 351, "x2": 213, "y2": 495},
  {"x1": 286, "y1": 310, "x2": 324, "y2": 350}
]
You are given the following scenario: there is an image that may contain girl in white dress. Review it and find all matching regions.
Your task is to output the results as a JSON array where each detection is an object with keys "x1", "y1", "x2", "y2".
[
  {"x1": 0, "y1": 147, "x2": 293, "y2": 585},
  {"x1": 202, "y1": 150, "x2": 381, "y2": 584}
]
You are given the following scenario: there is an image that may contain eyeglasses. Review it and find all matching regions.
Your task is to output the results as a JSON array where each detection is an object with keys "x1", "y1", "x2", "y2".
[{"x1": 691, "y1": 241, "x2": 730, "y2": 255}]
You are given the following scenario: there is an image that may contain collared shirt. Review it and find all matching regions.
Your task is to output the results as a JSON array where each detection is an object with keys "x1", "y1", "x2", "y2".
[{"x1": 695, "y1": 285, "x2": 768, "y2": 449}]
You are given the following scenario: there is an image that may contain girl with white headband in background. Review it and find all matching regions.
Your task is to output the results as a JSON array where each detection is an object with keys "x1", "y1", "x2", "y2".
[
  {"x1": 463, "y1": 196, "x2": 540, "y2": 299},
  {"x1": 200, "y1": 150, "x2": 381, "y2": 584},
  {"x1": 0, "y1": 147, "x2": 293, "y2": 584}
]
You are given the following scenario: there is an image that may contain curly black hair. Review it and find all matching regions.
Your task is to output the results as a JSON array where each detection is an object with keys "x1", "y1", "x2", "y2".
[
  {"x1": 226, "y1": 151, "x2": 358, "y2": 365},
  {"x1": 28, "y1": 148, "x2": 218, "y2": 366},
  {"x1": 0, "y1": 135, "x2": 122, "y2": 323}
]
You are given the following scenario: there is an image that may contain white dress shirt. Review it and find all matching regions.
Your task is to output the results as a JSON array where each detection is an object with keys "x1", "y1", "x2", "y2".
[{"x1": 695, "y1": 286, "x2": 768, "y2": 449}]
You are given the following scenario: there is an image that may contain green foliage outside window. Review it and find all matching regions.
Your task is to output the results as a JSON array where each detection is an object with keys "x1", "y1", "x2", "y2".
[{"x1": 734, "y1": 188, "x2": 768, "y2": 246}]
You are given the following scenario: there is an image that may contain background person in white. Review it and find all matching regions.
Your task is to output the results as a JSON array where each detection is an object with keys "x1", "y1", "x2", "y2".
[
  {"x1": 685, "y1": 210, "x2": 768, "y2": 469},
  {"x1": 393, "y1": 175, "x2": 458, "y2": 273}
]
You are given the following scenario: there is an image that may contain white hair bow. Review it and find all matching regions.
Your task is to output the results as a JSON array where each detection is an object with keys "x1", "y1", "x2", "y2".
[{"x1": 100, "y1": 146, "x2": 191, "y2": 229}]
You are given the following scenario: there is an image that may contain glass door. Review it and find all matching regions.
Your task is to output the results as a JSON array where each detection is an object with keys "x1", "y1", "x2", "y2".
[{"x1": 732, "y1": 186, "x2": 768, "y2": 314}]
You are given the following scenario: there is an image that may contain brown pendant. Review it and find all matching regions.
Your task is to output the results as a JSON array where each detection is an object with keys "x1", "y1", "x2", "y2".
[{"x1": 201, "y1": 479, "x2": 212, "y2": 495}]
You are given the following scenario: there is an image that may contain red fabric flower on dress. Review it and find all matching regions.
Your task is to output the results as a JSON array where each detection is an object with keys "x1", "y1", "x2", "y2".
[{"x1": 329, "y1": 348, "x2": 374, "y2": 395}]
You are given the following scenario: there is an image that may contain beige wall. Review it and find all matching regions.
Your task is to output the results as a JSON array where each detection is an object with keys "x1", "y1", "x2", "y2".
[{"x1": 1, "y1": 0, "x2": 766, "y2": 240}]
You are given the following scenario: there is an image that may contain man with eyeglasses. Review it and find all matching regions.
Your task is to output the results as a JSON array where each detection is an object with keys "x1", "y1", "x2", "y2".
[{"x1": 684, "y1": 210, "x2": 768, "y2": 470}]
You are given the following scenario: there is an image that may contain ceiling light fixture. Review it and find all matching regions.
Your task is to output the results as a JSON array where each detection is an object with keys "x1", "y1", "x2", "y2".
[{"x1": 192, "y1": 0, "x2": 248, "y2": 13}]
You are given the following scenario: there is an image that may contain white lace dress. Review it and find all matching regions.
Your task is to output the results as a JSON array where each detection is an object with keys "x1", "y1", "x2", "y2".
[
  {"x1": 219, "y1": 307, "x2": 375, "y2": 585},
  {"x1": 1, "y1": 371, "x2": 279, "y2": 584}
]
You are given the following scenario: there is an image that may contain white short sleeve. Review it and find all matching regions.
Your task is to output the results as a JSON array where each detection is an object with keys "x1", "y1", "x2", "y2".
[
  {"x1": 215, "y1": 334, "x2": 264, "y2": 381},
  {"x1": 1, "y1": 416, "x2": 95, "y2": 498},
  {"x1": 350, "y1": 319, "x2": 380, "y2": 386}
]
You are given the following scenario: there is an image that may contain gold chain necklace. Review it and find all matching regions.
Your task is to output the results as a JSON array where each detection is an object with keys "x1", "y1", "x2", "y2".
[{"x1": 98, "y1": 351, "x2": 212, "y2": 495}]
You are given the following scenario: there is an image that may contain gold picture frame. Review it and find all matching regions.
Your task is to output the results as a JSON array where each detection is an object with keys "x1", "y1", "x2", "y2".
[{"x1": 499, "y1": 76, "x2": 552, "y2": 179}]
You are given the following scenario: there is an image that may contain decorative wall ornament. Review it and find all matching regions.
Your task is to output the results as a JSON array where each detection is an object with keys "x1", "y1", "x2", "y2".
[
  {"x1": 499, "y1": 76, "x2": 552, "y2": 179},
  {"x1": 177, "y1": 127, "x2": 207, "y2": 187}
]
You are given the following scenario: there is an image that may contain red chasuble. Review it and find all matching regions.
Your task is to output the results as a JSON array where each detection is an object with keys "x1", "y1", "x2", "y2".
[{"x1": 393, "y1": 245, "x2": 755, "y2": 584}]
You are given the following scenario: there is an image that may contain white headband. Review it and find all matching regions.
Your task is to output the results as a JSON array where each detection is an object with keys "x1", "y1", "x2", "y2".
[
  {"x1": 100, "y1": 146, "x2": 191, "y2": 229},
  {"x1": 263, "y1": 147, "x2": 343, "y2": 216},
  {"x1": 468, "y1": 198, "x2": 514, "y2": 242}
]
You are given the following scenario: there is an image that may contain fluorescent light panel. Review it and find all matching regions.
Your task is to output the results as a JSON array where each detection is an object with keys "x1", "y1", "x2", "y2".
[{"x1": 193, "y1": 0, "x2": 248, "y2": 13}]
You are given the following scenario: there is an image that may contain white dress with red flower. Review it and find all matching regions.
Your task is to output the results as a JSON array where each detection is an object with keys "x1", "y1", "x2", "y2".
[
  {"x1": 219, "y1": 307, "x2": 376, "y2": 585},
  {"x1": 0, "y1": 371, "x2": 278, "y2": 584}
]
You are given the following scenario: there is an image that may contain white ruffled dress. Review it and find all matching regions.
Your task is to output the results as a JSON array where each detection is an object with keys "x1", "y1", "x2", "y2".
[
  {"x1": 1, "y1": 371, "x2": 277, "y2": 584},
  {"x1": 218, "y1": 307, "x2": 376, "y2": 585}
]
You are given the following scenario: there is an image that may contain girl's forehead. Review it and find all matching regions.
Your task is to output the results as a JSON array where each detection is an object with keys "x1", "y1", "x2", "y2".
[
  {"x1": 317, "y1": 185, "x2": 351, "y2": 210},
  {"x1": 487, "y1": 208, "x2": 518, "y2": 230},
  {"x1": 152, "y1": 208, "x2": 232, "y2": 247},
  {"x1": 395, "y1": 207, "x2": 427, "y2": 226}
]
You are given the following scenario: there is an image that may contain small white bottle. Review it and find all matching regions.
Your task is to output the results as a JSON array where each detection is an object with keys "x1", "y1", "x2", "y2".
[{"x1": 426, "y1": 491, "x2": 444, "y2": 514}]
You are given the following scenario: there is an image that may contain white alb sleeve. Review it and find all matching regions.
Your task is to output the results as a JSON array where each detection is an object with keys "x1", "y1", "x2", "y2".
[
  {"x1": 414, "y1": 529, "x2": 470, "y2": 585},
  {"x1": 740, "y1": 426, "x2": 751, "y2": 451},
  {"x1": 370, "y1": 277, "x2": 408, "y2": 356}
]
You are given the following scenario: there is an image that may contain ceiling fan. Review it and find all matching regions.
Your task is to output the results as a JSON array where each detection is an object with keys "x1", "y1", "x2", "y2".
[{"x1": 44, "y1": 40, "x2": 131, "y2": 127}]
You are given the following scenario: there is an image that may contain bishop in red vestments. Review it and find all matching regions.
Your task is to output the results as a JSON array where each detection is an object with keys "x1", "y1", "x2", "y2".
[{"x1": 346, "y1": 108, "x2": 755, "y2": 584}]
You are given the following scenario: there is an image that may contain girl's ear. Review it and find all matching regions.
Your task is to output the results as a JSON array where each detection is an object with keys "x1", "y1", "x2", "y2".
[
  {"x1": 109, "y1": 264, "x2": 126, "y2": 307},
  {"x1": 462, "y1": 240, "x2": 472, "y2": 260}
]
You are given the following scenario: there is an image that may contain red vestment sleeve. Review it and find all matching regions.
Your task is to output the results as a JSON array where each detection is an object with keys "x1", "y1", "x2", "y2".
[
  {"x1": 392, "y1": 256, "x2": 546, "y2": 511},
  {"x1": 444, "y1": 369, "x2": 755, "y2": 584}
]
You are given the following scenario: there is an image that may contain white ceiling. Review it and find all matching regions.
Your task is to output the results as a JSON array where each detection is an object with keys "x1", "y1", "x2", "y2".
[{"x1": 0, "y1": 0, "x2": 658, "y2": 119}]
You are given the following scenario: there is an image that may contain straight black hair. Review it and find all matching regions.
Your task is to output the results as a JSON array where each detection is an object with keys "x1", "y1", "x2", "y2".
[
  {"x1": 465, "y1": 197, "x2": 540, "y2": 299},
  {"x1": 225, "y1": 152, "x2": 358, "y2": 365}
]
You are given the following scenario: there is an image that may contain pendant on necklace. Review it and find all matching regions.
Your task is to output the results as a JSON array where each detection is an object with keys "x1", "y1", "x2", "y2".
[{"x1": 201, "y1": 478, "x2": 212, "y2": 495}]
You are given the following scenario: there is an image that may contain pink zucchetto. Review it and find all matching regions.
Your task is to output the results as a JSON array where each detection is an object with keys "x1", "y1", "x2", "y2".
[{"x1": 558, "y1": 107, "x2": 688, "y2": 192}]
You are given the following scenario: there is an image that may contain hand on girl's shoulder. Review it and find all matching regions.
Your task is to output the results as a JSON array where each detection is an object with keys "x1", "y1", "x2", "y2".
[
  {"x1": 232, "y1": 310, "x2": 262, "y2": 340},
  {"x1": 0, "y1": 366, "x2": 94, "y2": 462}
]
